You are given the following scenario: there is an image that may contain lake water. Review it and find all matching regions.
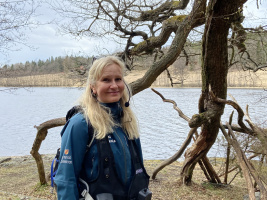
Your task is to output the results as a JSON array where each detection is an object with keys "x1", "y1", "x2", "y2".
[{"x1": 0, "y1": 87, "x2": 266, "y2": 160}]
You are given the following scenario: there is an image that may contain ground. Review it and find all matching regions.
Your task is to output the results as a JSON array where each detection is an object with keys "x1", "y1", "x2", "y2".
[{"x1": 0, "y1": 155, "x2": 248, "y2": 200}]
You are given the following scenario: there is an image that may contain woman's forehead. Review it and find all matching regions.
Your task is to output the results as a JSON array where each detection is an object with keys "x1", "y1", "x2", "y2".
[{"x1": 100, "y1": 64, "x2": 123, "y2": 76}]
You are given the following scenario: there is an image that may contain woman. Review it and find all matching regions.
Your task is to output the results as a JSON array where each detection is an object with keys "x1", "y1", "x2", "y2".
[{"x1": 54, "y1": 56, "x2": 151, "y2": 200}]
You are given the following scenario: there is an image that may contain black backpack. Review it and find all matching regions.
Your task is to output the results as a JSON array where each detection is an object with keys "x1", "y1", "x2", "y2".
[{"x1": 50, "y1": 106, "x2": 94, "y2": 193}]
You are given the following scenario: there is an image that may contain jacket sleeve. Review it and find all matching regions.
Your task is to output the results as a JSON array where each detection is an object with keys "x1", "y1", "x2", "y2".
[{"x1": 54, "y1": 114, "x2": 89, "y2": 200}]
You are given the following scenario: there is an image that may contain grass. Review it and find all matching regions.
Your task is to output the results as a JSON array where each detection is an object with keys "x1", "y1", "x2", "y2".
[{"x1": 0, "y1": 155, "x2": 251, "y2": 200}]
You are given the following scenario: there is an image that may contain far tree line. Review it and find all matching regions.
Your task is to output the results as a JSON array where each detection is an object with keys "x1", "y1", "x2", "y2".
[
  {"x1": 1, "y1": 31, "x2": 266, "y2": 80},
  {"x1": 0, "y1": 56, "x2": 94, "y2": 77}
]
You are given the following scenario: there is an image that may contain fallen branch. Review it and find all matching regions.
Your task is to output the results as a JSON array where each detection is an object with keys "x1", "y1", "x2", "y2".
[
  {"x1": 0, "y1": 157, "x2": 11, "y2": 164},
  {"x1": 220, "y1": 122, "x2": 267, "y2": 200},
  {"x1": 220, "y1": 122, "x2": 256, "y2": 200},
  {"x1": 224, "y1": 111, "x2": 234, "y2": 184},
  {"x1": 218, "y1": 154, "x2": 258, "y2": 177}
]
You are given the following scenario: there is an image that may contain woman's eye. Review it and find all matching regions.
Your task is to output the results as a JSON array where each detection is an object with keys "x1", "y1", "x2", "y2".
[
  {"x1": 102, "y1": 78, "x2": 109, "y2": 82},
  {"x1": 116, "y1": 78, "x2": 122, "y2": 81}
]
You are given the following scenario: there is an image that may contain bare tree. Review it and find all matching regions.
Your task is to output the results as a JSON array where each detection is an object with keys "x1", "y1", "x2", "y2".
[
  {"x1": 170, "y1": 53, "x2": 189, "y2": 87},
  {"x1": 32, "y1": 0, "x2": 267, "y2": 187},
  {"x1": 0, "y1": 0, "x2": 38, "y2": 59}
]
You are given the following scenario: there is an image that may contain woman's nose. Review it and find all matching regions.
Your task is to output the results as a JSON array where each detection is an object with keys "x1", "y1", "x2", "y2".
[{"x1": 110, "y1": 80, "x2": 118, "y2": 88}]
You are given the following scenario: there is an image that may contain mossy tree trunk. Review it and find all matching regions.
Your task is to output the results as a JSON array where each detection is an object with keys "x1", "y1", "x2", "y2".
[{"x1": 180, "y1": 0, "x2": 247, "y2": 185}]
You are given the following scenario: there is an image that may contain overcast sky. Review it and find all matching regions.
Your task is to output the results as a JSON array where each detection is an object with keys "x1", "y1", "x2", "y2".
[{"x1": 1, "y1": 0, "x2": 266, "y2": 66}]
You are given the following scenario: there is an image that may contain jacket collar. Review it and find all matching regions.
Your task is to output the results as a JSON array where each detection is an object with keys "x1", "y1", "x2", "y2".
[{"x1": 100, "y1": 101, "x2": 123, "y2": 123}]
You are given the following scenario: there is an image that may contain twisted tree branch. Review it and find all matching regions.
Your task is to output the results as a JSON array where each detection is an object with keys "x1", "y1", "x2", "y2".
[{"x1": 31, "y1": 117, "x2": 66, "y2": 184}]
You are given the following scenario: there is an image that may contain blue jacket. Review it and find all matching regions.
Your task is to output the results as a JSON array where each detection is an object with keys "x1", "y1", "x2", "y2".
[{"x1": 54, "y1": 102, "x2": 144, "y2": 200}]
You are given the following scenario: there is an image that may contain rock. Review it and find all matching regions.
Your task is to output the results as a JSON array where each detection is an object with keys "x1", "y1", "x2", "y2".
[{"x1": 243, "y1": 192, "x2": 261, "y2": 200}]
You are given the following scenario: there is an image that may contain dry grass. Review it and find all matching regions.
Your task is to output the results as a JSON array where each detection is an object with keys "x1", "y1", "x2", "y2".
[
  {"x1": 0, "y1": 155, "x2": 55, "y2": 200},
  {"x1": 144, "y1": 159, "x2": 247, "y2": 200},
  {"x1": 0, "y1": 155, "x2": 250, "y2": 200},
  {"x1": 0, "y1": 69, "x2": 266, "y2": 88}
]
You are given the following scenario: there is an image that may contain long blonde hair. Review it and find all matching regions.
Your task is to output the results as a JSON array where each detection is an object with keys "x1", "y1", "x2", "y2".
[{"x1": 79, "y1": 56, "x2": 139, "y2": 140}]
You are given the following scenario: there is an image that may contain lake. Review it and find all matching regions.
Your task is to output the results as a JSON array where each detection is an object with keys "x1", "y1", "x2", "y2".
[{"x1": 0, "y1": 87, "x2": 266, "y2": 160}]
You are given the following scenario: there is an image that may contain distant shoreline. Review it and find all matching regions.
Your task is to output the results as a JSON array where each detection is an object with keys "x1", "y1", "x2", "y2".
[{"x1": 0, "y1": 70, "x2": 266, "y2": 88}]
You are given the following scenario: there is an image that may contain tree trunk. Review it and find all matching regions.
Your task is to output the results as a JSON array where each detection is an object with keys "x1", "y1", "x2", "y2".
[
  {"x1": 180, "y1": 0, "x2": 246, "y2": 185},
  {"x1": 31, "y1": 117, "x2": 66, "y2": 185}
]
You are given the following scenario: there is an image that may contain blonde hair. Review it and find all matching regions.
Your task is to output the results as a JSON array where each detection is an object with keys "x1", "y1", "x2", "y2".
[{"x1": 79, "y1": 56, "x2": 139, "y2": 140}]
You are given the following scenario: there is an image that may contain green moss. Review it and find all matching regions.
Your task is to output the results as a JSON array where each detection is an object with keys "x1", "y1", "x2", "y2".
[
  {"x1": 34, "y1": 182, "x2": 49, "y2": 191},
  {"x1": 135, "y1": 40, "x2": 147, "y2": 48},
  {"x1": 193, "y1": 113, "x2": 206, "y2": 122},
  {"x1": 202, "y1": 182, "x2": 216, "y2": 190},
  {"x1": 172, "y1": 0, "x2": 181, "y2": 7},
  {"x1": 132, "y1": 37, "x2": 157, "y2": 53},
  {"x1": 167, "y1": 15, "x2": 187, "y2": 23},
  {"x1": 33, "y1": 182, "x2": 53, "y2": 197}
]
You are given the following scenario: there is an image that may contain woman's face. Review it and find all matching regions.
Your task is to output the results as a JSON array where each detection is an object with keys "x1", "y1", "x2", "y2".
[{"x1": 91, "y1": 63, "x2": 125, "y2": 103}]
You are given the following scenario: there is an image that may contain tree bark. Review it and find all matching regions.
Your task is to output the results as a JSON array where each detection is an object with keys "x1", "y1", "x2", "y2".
[{"x1": 180, "y1": 0, "x2": 247, "y2": 185}]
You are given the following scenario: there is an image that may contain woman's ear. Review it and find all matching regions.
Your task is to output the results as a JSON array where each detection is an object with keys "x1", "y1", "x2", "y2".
[{"x1": 90, "y1": 85, "x2": 96, "y2": 94}]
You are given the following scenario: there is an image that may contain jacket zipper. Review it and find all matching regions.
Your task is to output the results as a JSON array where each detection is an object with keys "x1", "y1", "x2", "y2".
[{"x1": 114, "y1": 129, "x2": 127, "y2": 185}]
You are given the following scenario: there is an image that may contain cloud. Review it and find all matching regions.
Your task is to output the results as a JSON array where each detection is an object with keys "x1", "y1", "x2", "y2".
[
  {"x1": 1, "y1": 21, "x2": 118, "y2": 64},
  {"x1": 0, "y1": 1, "x2": 120, "y2": 65},
  {"x1": 1, "y1": 0, "x2": 266, "y2": 65},
  {"x1": 243, "y1": 0, "x2": 267, "y2": 27}
]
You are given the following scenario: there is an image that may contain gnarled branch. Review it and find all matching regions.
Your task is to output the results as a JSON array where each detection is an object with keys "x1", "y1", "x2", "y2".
[
  {"x1": 209, "y1": 91, "x2": 254, "y2": 135},
  {"x1": 151, "y1": 88, "x2": 220, "y2": 183},
  {"x1": 30, "y1": 117, "x2": 66, "y2": 185}
]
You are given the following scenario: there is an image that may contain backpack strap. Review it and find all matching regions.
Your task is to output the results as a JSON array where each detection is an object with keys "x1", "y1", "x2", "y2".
[
  {"x1": 66, "y1": 105, "x2": 82, "y2": 121},
  {"x1": 51, "y1": 106, "x2": 95, "y2": 191},
  {"x1": 66, "y1": 105, "x2": 95, "y2": 147}
]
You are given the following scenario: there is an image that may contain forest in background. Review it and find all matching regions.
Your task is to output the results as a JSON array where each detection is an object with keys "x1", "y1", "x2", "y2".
[{"x1": 0, "y1": 32, "x2": 266, "y2": 88}]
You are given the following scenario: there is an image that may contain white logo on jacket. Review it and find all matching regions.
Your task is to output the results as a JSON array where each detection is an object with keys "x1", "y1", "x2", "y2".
[
  {"x1": 136, "y1": 168, "x2": 143, "y2": 174},
  {"x1": 61, "y1": 154, "x2": 72, "y2": 164},
  {"x1": 108, "y1": 135, "x2": 116, "y2": 143}
]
